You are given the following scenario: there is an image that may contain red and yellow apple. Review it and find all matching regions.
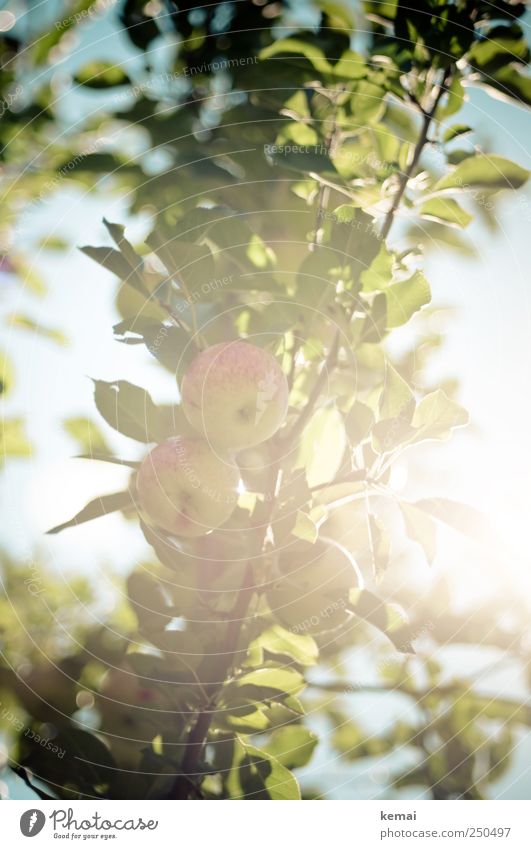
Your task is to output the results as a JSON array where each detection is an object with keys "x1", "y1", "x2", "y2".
[
  {"x1": 135, "y1": 436, "x2": 239, "y2": 537},
  {"x1": 180, "y1": 340, "x2": 289, "y2": 450},
  {"x1": 98, "y1": 664, "x2": 173, "y2": 768}
]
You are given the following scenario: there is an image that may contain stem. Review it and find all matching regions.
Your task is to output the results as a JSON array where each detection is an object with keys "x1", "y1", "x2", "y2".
[
  {"x1": 156, "y1": 294, "x2": 195, "y2": 338},
  {"x1": 172, "y1": 461, "x2": 282, "y2": 795},
  {"x1": 310, "y1": 93, "x2": 343, "y2": 250},
  {"x1": 380, "y1": 69, "x2": 451, "y2": 242},
  {"x1": 170, "y1": 565, "x2": 255, "y2": 795},
  {"x1": 284, "y1": 328, "x2": 341, "y2": 448}
]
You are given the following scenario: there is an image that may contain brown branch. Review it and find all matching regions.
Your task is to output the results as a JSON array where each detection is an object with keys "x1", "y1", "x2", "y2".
[
  {"x1": 284, "y1": 328, "x2": 341, "y2": 448},
  {"x1": 310, "y1": 93, "x2": 343, "y2": 251},
  {"x1": 380, "y1": 69, "x2": 452, "y2": 242},
  {"x1": 169, "y1": 564, "x2": 255, "y2": 796}
]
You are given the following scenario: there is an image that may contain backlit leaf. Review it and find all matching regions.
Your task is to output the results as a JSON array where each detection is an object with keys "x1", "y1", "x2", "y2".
[{"x1": 434, "y1": 154, "x2": 529, "y2": 192}]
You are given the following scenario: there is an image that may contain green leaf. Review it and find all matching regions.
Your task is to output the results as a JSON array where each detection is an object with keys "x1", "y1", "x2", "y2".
[
  {"x1": 231, "y1": 667, "x2": 306, "y2": 699},
  {"x1": 115, "y1": 322, "x2": 192, "y2": 374},
  {"x1": 63, "y1": 417, "x2": 111, "y2": 455},
  {"x1": 246, "y1": 625, "x2": 318, "y2": 667},
  {"x1": 291, "y1": 511, "x2": 318, "y2": 544},
  {"x1": 481, "y1": 66, "x2": 531, "y2": 107},
  {"x1": 348, "y1": 588, "x2": 413, "y2": 652},
  {"x1": 263, "y1": 726, "x2": 318, "y2": 769},
  {"x1": 412, "y1": 497, "x2": 493, "y2": 546},
  {"x1": 19, "y1": 726, "x2": 116, "y2": 796},
  {"x1": 372, "y1": 417, "x2": 416, "y2": 454},
  {"x1": 364, "y1": 512, "x2": 391, "y2": 577},
  {"x1": 1, "y1": 418, "x2": 31, "y2": 463},
  {"x1": 93, "y1": 380, "x2": 163, "y2": 443},
  {"x1": 344, "y1": 401, "x2": 374, "y2": 446},
  {"x1": 385, "y1": 270, "x2": 431, "y2": 328},
  {"x1": 437, "y1": 76, "x2": 465, "y2": 120},
  {"x1": 148, "y1": 630, "x2": 205, "y2": 673},
  {"x1": 267, "y1": 144, "x2": 337, "y2": 176},
  {"x1": 102, "y1": 219, "x2": 147, "y2": 293},
  {"x1": 399, "y1": 501, "x2": 437, "y2": 564},
  {"x1": 434, "y1": 154, "x2": 529, "y2": 193},
  {"x1": 443, "y1": 125, "x2": 472, "y2": 143},
  {"x1": 220, "y1": 736, "x2": 301, "y2": 800},
  {"x1": 238, "y1": 742, "x2": 301, "y2": 800},
  {"x1": 9, "y1": 255, "x2": 47, "y2": 296},
  {"x1": 38, "y1": 236, "x2": 68, "y2": 252},
  {"x1": 259, "y1": 39, "x2": 331, "y2": 75},
  {"x1": 282, "y1": 89, "x2": 311, "y2": 119},
  {"x1": 46, "y1": 491, "x2": 133, "y2": 535},
  {"x1": 80, "y1": 245, "x2": 132, "y2": 281},
  {"x1": 469, "y1": 27, "x2": 529, "y2": 73},
  {"x1": 8, "y1": 314, "x2": 68, "y2": 345},
  {"x1": 151, "y1": 403, "x2": 198, "y2": 441},
  {"x1": 277, "y1": 120, "x2": 318, "y2": 148},
  {"x1": 0, "y1": 351, "x2": 14, "y2": 397},
  {"x1": 246, "y1": 234, "x2": 276, "y2": 269},
  {"x1": 127, "y1": 570, "x2": 173, "y2": 633},
  {"x1": 145, "y1": 232, "x2": 215, "y2": 292},
  {"x1": 411, "y1": 389, "x2": 468, "y2": 441},
  {"x1": 379, "y1": 365, "x2": 415, "y2": 421},
  {"x1": 360, "y1": 245, "x2": 394, "y2": 292},
  {"x1": 420, "y1": 198, "x2": 472, "y2": 229},
  {"x1": 349, "y1": 80, "x2": 386, "y2": 126},
  {"x1": 332, "y1": 49, "x2": 367, "y2": 80},
  {"x1": 296, "y1": 406, "x2": 347, "y2": 488},
  {"x1": 220, "y1": 708, "x2": 271, "y2": 734},
  {"x1": 75, "y1": 61, "x2": 130, "y2": 89}
]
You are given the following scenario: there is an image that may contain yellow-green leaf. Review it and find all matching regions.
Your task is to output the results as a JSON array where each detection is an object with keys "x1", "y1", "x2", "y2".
[
  {"x1": 434, "y1": 154, "x2": 529, "y2": 193},
  {"x1": 385, "y1": 270, "x2": 431, "y2": 328}
]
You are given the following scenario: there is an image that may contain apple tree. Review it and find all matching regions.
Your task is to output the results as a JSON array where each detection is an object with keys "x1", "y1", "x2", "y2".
[{"x1": 1, "y1": 0, "x2": 530, "y2": 800}]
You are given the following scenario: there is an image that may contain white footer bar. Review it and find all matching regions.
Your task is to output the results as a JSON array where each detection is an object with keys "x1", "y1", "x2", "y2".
[{"x1": 1, "y1": 799, "x2": 528, "y2": 848}]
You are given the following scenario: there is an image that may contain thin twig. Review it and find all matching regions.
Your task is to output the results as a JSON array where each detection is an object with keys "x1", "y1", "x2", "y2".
[
  {"x1": 380, "y1": 68, "x2": 452, "y2": 242},
  {"x1": 283, "y1": 328, "x2": 341, "y2": 448}
]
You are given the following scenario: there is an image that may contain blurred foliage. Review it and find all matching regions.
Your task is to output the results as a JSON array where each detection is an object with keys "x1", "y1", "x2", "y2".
[{"x1": 0, "y1": 0, "x2": 530, "y2": 801}]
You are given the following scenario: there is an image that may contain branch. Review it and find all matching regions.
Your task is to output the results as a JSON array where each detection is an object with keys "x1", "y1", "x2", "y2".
[
  {"x1": 380, "y1": 69, "x2": 452, "y2": 242},
  {"x1": 283, "y1": 328, "x2": 341, "y2": 448},
  {"x1": 169, "y1": 564, "x2": 254, "y2": 797},
  {"x1": 310, "y1": 92, "x2": 343, "y2": 250}
]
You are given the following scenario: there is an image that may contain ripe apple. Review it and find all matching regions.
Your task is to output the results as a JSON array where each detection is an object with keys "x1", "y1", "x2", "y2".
[
  {"x1": 135, "y1": 436, "x2": 240, "y2": 537},
  {"x1": 180, "y1": 340, "x2": 289, "y2": 450},
  {"x1": 98, "y1": 664, "x2": 173, "y2": 767}
]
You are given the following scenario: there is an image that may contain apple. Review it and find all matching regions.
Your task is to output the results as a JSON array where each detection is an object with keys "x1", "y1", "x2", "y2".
[
  {"x1": 180, "y1": 340, "x2": 289, "y2": 450},
  {"x1": 98, "y1": 664, "x2": 173, "y2": 767},
  {"x1": 135, "y1": 436, "x2": 240, "y2": 537}
]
